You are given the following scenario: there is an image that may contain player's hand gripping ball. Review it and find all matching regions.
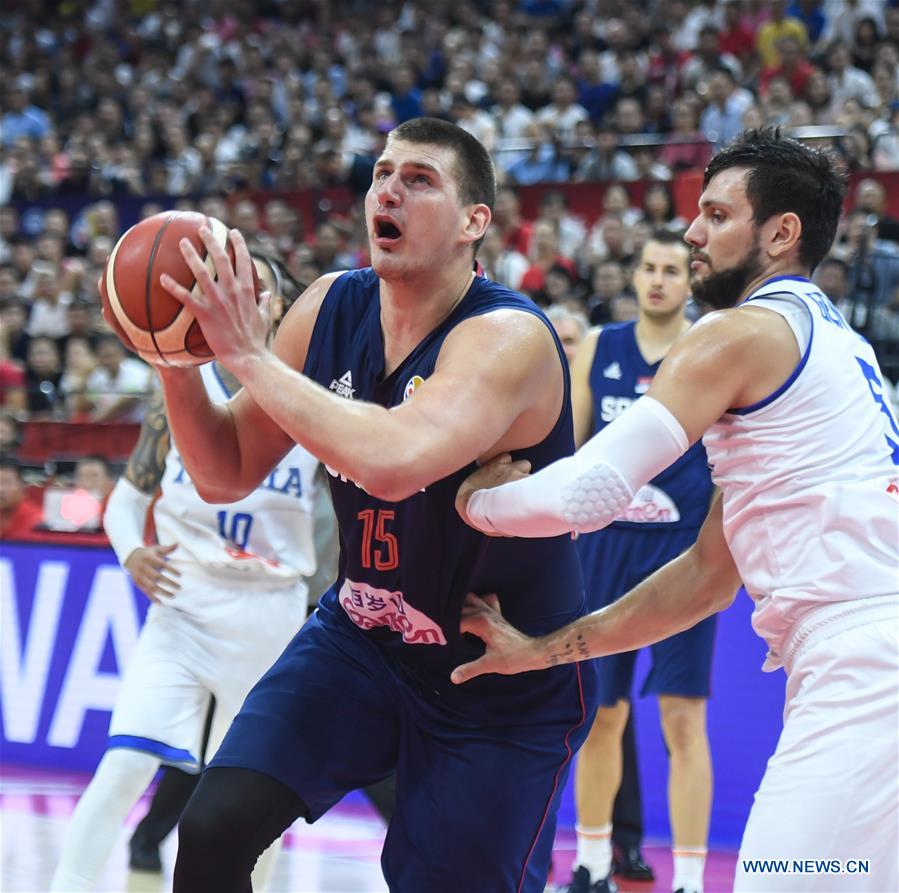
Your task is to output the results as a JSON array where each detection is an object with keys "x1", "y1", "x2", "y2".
[{"x1": 100, "y1": 211, "x2": 259, "y2": 366}]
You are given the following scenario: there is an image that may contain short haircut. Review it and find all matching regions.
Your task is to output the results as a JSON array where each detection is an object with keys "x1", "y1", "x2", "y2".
[
  {"x1": 77, "y1": 454, "x2": 113, "y2": 477},
  {"x1": 639, "y1": 228, "x2": 690, "y2": 263},
  {"x1": 389, "y1": 117, "x2": 496, "y2": 212},
  {"x1": 703, "y1": 127, "x2": 848, "y2": 271},
  {"x1": 0, "y1": 455, "x2": 23, "y2": 477}
]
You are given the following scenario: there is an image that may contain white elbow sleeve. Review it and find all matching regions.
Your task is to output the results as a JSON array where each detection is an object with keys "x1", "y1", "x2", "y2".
[
  {"x1": 467, "y1": 397, "x2": 689, "y2": 537},
  {"x1": 104, "y1": 477, "x2": 153, "y2": 567}
]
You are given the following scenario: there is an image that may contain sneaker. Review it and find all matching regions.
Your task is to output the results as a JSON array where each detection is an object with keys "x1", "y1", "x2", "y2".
[
  {"x1": 128, "y1": 834, "x2": 162, "y2": 872},
  {"x1": 612, "y1": 844, "x2": 655, "y2": 881},
  {"x1": 564, "y1": 864, "x2": 619, "y2": 893}
]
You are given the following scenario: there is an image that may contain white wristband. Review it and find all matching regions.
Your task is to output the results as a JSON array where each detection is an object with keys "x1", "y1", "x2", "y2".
[
  {"x1": 104, "y1": 476, "x2": 153, "y2": 567},
  {"x1": 467, "y1": 396, "x2": 689, "y2": 537}
]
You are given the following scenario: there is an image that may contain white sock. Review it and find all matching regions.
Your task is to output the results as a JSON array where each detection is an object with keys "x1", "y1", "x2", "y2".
[
  {"x1": 50, "y1": 749, "x2": 160, "y2": 892},
  {"x1": 672, "y1": 848, "x2": 707, "y2": 893},
  {"x1": 574, "y1": 822, "x2": 613, "y2": 881}
]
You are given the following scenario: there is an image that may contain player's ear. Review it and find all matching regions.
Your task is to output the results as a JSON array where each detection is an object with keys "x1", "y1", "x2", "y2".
[
  {"x1": 463, "y1": 204, "x2": 491, "y2": 245},
  {"x1": 766, "y1": 211, "x2": 802, "y2": 260}
]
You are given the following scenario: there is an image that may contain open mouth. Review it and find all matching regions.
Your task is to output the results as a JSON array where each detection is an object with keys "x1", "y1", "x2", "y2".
[{"x1": 374, "y1": 216, "x2": 403, "y2": 242}]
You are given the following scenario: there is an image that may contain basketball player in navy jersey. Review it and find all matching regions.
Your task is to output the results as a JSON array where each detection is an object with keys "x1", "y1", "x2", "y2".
[
  {"x1": 144, "y1": 118, "x2": 598, "y2": 893},
  {"x1": 564, "y1": 231, "x2": 715, "y2": 893},
  {"x1": 455, "y1": 129, "x2": 898, "y2": 893}
]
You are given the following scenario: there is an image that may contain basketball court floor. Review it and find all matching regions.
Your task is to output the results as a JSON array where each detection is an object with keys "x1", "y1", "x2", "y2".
[{"x1": 1, "y1": 764, "x2": 738, "y2": 892}]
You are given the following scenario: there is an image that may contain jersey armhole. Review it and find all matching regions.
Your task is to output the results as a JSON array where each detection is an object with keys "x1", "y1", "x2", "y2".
[{"x1": 729, "y1": 293, "x2": 814, "y2": 416}]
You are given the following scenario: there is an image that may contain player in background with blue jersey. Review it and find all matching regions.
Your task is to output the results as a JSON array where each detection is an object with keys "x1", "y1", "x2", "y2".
[
  {"x1": 564, "y1": 230, "x2": 715, "y2": 893},
  {"x1": 146, "y1": 118, "x2": 598, "y2": 893},
  {"x1": 457, "y1": 128, "x2": 899, "y2": 893}
]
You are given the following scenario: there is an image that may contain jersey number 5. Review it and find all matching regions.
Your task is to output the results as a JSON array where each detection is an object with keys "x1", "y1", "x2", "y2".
[{"x1": 357, "y1": 509, "x2": 399, "y2": 571}]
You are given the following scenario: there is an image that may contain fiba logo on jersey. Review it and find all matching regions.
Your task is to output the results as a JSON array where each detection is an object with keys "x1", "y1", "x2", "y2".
[{"x1": 403, "y1": 375, "x2": 424, "y2": 401}]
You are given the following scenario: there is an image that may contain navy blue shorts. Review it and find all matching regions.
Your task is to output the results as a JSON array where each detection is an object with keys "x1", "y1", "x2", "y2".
[
  {"x1": 210, "y1": 601, "x2": 596, "y2": 893},
  {"x1": 577, "y1": 524, "x2": 717, "y2": 707}
]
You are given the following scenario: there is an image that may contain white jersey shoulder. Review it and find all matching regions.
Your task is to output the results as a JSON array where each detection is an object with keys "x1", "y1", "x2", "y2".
[
  {"x1": 153, "y1": 363, "x2": 320, "y2": 582},
  {"x1": 702, "y1": 276, "x2": 899, "y2": 662}
]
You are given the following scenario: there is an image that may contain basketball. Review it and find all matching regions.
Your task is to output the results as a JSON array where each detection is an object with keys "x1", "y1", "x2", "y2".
[{"x1": 100, "y1": 211, "x2": 258, "y2": 367}]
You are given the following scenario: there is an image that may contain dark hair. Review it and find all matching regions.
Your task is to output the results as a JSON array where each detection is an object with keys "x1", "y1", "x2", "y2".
[
  {"x1": 703, "y1": 127, "x2": 848, "y2": 271},
  {"x1": 639, "y1": 228, "x2": 690, "y2": 263},
  {"x1": 643, "y1": 182, "x2": 677, "y2": 221},
  {"x1": 0, "y1": 454, "x2": 23, "y2": 477},
  {"x1": 250, "y1": 249, "x2": 306, "y2": 313},
  {"x1": 389, "y1": 117, "x2": 496, "y2": 212},
  {"x1": 77, "y1": 453, "x2": 113, "y2": 477}
]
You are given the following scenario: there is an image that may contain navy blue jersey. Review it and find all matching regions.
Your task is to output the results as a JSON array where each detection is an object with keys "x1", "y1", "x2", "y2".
[
  {"x1": 587, "y1": 321, "x2": 713, "y2": 530},
  {"x1": 303, "y1": 268, "x2": 586, "y2": 702}
]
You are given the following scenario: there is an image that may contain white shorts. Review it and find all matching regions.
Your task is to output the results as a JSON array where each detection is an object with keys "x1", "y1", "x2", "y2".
[
  {"x1": 735, "y1": 609, "x2": 899, "y2": 892},
  {"x1": 108, "y1": 568, "x2": 308, "y2": 770}
]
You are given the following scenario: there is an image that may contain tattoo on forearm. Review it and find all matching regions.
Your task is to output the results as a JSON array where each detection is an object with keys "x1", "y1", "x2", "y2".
[
  {"x1": 125, "y1": 392, "x2": 170, "y2": 494},
  {"x1": 545, "y1": 632, "x2": 591, "y2": 668}
]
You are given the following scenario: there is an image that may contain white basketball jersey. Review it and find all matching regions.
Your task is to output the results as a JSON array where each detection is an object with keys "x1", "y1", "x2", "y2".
[
  {"x1": 703, "y1": 276, "x2": 899, "y2": 660},
  {"x1": 153, "y1": 363, "x2": 320, "y2": 583}
]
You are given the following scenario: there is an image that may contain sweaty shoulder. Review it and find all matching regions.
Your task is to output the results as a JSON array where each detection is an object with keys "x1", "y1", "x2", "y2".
[
  {"x1": 438, "y1": 305, "x2": 566, "y2": 456},
  {"x1": 270, "y1": 271, "x2": 347, "y2": 373},
  {"x1": 659, "y1": 305, "x2": 801, "y2": 414}
]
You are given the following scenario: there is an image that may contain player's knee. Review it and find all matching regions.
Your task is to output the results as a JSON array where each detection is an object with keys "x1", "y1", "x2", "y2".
[{"x1": 659, "y1": 696, "x2": 707, "y2": 754}]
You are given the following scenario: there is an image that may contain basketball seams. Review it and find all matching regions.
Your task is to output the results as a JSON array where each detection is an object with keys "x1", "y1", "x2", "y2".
[{"x1": 102, "y1": 211, "x2": 234, "y2": 367}]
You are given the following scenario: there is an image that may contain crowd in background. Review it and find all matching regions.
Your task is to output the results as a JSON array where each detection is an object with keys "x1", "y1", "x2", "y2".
[{"x1": 2, "y1": 0, "x2": 899, "y2": 449}]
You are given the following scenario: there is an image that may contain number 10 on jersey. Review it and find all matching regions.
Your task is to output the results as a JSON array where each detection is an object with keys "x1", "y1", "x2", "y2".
[{"x1": 357, "y1": 509, "x2": 399, "y2": 571}]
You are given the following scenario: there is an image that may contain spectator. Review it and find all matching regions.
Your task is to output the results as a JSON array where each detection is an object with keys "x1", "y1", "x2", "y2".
[
  {"x1": 640, "y1": 182, "x2": 688, "y2": 232},
  {"x1": 850, "y1": 16, "x2": 882, "y2": 74},
  {"x1": 492, "y1": 186, "x2": 534, "y2": 256},
  {"x1": 719, "y1": 0, "x2": 759, "y2": 75},
  {"x1": 0, "y1": 337, "x2": 26, "y2": 413},
  {"x1": 2, "y1": 83, "x2": 51, "y2": 148},
  {"x1": 586, "y1": 259, "x2": 631, "y2": 325},
  {"x1": 0, "y1": 412, "x2": 23, "y2": 454},
  {"x1": 476, "y1": 225, "x2": 529, "y2": 291},
  {"x1": 546, "y1": 303, "x2": 589, "y2": 365},
  {"x1": 0, "y1": 456, "x2": 42, "y2": 540},
  {"x1": 74, "y1": 453, "x2": 116, "y2": 501},
  {"x1": 574, "y1": 123, "x2": 639, "y2": 182},
  {"x1": 852, "y1": 177, "x2": 899, "y2": 245},
  {"x1": 25, "y1": 264, "x2": 72, "y2": 339},
  {"x1": 491, "y1": 78, "x2": 537, "y2": 143},
  {"x1": 683, "y1": 26, "x2": 743, "y2": 93},
  {"x1": 659, "y1": 98, "x2": 714, "y2": 173},
  {"x1": 24, "y1": 336, "x2": 63, "y2": 417},
  {"x1": 700, "y1": 66, "x2": 755, "y2": 149},
  {"x1": 537, "y1": 191, "x2": 587, "y2": 261},
  {"x1": 1, "y1": 297, "x2": 31, "y2": 365},
  {"x1": 759, "y1": 34, "x2": 815, "y2": 99},
  {"x1": 575, "y1": 51, "x2": 619, "y2": 124},
  {"x1": 59, "y1": 336, "x2": 98, "y2": 417},
  {"x1": 826, "y1": 40, "x2": 878, "y2": 110},
  {"x1": 788, "y1": 0, "x2": 829, "y2": 45},
  {"x1": 756, "y1": 0, "x2": 809, "y2": 68},
  {"x1": 535, "y1": 78, "x2": 591, "y2": 142},
  {"x1": 80, "y1": 334, "x2": 153, "y2": 423},
  {"x1": 518, "y1": 219, "x2": 578, "y2": 300}
]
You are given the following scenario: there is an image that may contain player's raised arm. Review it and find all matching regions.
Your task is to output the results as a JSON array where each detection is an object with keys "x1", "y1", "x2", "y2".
[
  {"x1": 457, "y1": 305, "x2": 799, "y2": 537},
  {"x1": 452, "y1": 493, "x2": 741, "y2": 684}
]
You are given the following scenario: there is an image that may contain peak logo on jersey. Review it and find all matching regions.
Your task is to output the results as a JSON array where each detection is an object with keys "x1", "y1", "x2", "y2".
[
  {"x1": 329, "y1": 370, "x2": 355, "y2": 399},
  {"x1": 603, "y1": 362, "x2": 622, "y2": 380},
  {"x1": 339, "y1": 579, "x2": 447, "y2": 645},
  {"x1": 403, "y1": 375, "x2": 424, "y2": 401}
]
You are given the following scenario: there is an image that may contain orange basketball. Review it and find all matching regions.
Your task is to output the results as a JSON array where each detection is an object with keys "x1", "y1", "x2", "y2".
[{"x1": 100, "y1": 211, "x2": 258, "y2": 367}]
